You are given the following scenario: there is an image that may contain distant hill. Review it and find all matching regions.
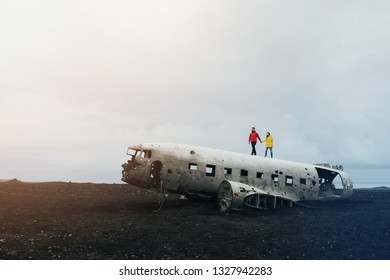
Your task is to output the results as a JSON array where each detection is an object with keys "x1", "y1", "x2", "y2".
[
  {"x1": 1, "y1": 178, "x2": 23, "y2": 184},
  {"x1": 372, "y1": 186, "x2": 390, "y2": 190},
  {"x1": 357, "y1": 186, "x2": 390, "y2": 191}
]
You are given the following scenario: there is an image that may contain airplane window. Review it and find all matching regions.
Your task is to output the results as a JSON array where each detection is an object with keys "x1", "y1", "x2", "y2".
[
  {"x1": 286, "y1": 176, "x2": 293, "y2": 186},
  {"x1": 272, "y1": 175, "x2": 279, "y2": 186},
  {"x1": 224, "y1": 168, "x2": 232, "y2": 175},
  {"x1": 256, "y1": 172, "x2": 264, "y2": 179},
  {"x1": 189, "y1": 163, "x2": 197, "y2": 171},
  {"x1": 300, "y1": 178, "x2": 306, "y2": 185},
  {"x1": 206, "y1": 165, "x2": 216, "y2": 177},
  {"x1": 126, "y1": 149, "x2": 137, "y2": 157},
  {"x1": 241, "y1": 169, "x2": 248, "y2": 176},
  {"x1": 144, "y1": 150, "x2": 152, "y2": 158}
]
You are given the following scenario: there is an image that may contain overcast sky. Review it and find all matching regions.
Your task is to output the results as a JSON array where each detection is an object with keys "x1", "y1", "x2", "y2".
[{"x1": 1, "y1": 0, "x2": 389, "y2": 184}]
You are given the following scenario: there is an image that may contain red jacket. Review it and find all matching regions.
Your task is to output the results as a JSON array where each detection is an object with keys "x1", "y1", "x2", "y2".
[{"x1": 249, "y1": 131, "x2": 261, "y2": 143}]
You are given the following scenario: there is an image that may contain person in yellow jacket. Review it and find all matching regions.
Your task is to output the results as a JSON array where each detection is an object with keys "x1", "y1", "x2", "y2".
[{"x1": 262, "y1": 132, "x2": 274, "y2": 158}]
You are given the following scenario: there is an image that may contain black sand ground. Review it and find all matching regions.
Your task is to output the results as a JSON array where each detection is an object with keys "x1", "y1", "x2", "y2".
[{"x1": 0, "y1": 180, "x2": 389, "y2": 260}]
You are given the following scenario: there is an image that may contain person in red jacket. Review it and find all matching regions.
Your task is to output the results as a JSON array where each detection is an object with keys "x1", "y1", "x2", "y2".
[{"x1": 248, "y1": 127, "x2": 262, "y2": 155}]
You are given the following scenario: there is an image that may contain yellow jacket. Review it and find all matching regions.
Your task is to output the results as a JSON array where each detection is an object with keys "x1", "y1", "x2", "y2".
[{"x1": 264, "y1": 135, "x2": 274, "y2": 148}]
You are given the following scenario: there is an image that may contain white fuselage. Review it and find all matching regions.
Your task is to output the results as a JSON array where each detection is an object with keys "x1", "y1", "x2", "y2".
[{"x1": 121, "y1": 143, "x2": 353, "y2": 208}]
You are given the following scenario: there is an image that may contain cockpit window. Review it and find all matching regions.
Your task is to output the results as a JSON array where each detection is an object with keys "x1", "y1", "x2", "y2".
[
  {"x1": 140, "y1": 150, "x2": 152, "y2": 159},
  {"x1": 127, "y1": 148, "x2": 137, "y2": 157},
  {"x1": 127, "y1": 148, "x2": 152, "y2": 159}
]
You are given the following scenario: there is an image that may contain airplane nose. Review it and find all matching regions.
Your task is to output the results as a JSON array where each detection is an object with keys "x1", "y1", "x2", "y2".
[
  {"x1": 121, "y1": 160, "x2": 152, "y2": 188},
  {"x1": 121, "y1": 163, "x2": 129, "y2": 182},
  {"x1": 121, "y1": 169, "x2": 128, "y2": 182},
  {"x1": 121, "y1": 161, "x2": 137, "y2": 182}
]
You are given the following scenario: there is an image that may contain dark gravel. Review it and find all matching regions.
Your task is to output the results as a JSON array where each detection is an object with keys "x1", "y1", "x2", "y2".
[{"x1": 1, "y1": 180, "x2": 389, "y2": 260}]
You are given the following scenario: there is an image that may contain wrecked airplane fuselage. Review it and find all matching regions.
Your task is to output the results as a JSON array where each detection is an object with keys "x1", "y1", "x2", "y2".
[{"x1": 121, "y1": 143, "x2": 353, "y2": 211}]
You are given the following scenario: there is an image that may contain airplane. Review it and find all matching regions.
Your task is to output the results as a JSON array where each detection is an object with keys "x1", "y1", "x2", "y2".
[{"x1": 121, "y1": 143, "x2": 353, "y2": 211}]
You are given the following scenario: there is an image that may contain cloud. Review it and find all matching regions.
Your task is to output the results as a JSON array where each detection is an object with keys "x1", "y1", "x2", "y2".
[{"x1": 1, "y1": 0, "x2": 389, "y2": 182}]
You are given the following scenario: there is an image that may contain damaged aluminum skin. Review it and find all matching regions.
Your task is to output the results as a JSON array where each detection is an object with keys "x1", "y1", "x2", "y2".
[{"x1": 121, "y1": 143, "x2": 353, "y2": 212}]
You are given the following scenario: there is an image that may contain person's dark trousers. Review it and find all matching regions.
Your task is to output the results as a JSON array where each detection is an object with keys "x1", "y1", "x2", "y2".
[{"x1": 251, "y1": 142, "x2": 257, "y2": 155}]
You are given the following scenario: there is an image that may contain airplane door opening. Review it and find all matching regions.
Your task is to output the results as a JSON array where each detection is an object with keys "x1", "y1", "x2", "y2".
[
  {"x1": 332, "y1": 174, "x2": 343, "y2": 189},
  {"x1": 315, "y1": 167, "x2": 344, "y2": 196},
  {"x1": 149, "y1": 161, "x2": 162, "y2": 189}
]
